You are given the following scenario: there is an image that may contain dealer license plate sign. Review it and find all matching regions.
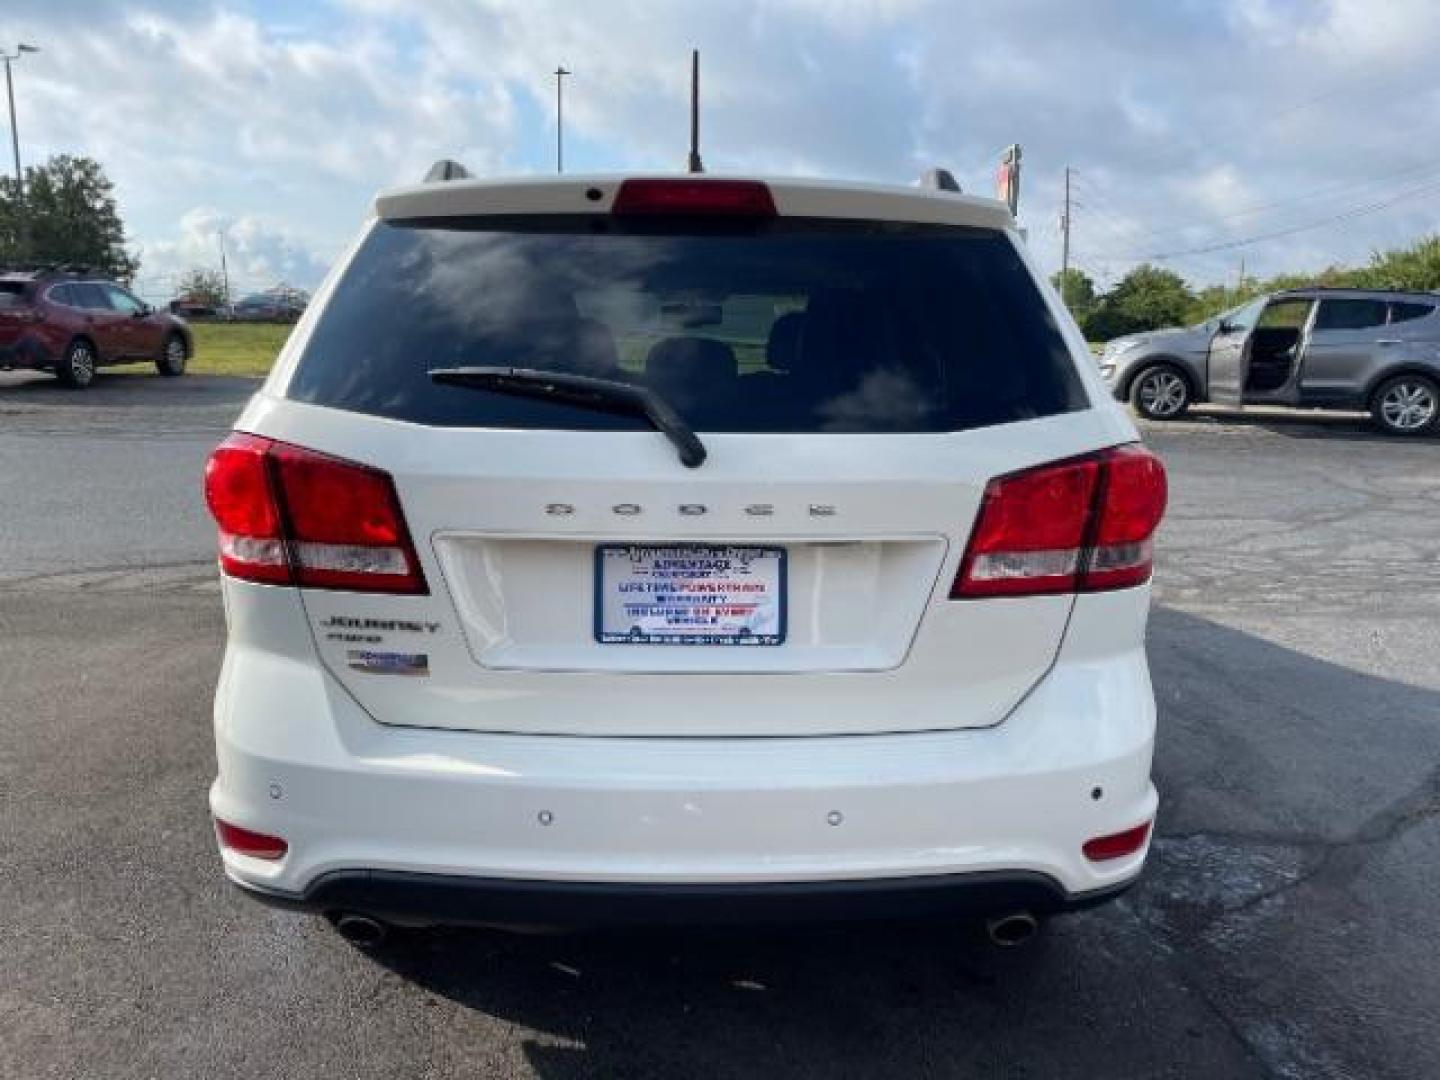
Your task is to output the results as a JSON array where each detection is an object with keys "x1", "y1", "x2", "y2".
[{"x1": 594, "y1": 544, "x2": 787, "y2": 646}]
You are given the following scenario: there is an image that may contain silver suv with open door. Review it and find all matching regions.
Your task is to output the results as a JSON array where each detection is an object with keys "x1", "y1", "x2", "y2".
[{"x1": 1099, "y1": 287, "x2": 1440, "y2": 435}]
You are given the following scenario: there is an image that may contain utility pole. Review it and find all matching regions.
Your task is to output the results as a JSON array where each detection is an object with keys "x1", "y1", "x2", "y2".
[
  {"x1": 554, "y1": 66, "x2": 570, "y2": 174},
  {"x1": 687, "y1": 49, "x2": 703, "y2": 174},
  {"x1": 2, "y1": 44, "x2": 39, "y2": 258},
  {"x1": 1237, "y1": 256, "x2": 1246, "y2": 301},
  {"x1": 1060, "y1": 166, "x2": 1073, "y2": 304}
]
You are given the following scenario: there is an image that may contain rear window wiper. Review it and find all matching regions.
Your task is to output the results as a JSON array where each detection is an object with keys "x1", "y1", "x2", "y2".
[{"x1": 428, "y1": 366, "x2": 707, "y2": 468}]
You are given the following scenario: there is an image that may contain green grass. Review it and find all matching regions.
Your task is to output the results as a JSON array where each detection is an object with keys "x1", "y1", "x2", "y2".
[{"x1": 188, "y1": 322, "x2": 294, "y2": 377}]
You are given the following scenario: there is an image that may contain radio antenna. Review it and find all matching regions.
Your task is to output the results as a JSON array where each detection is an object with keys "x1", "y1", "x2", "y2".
[{"x1": 687, "y1": 49, "x2": 704, "y2": 174}]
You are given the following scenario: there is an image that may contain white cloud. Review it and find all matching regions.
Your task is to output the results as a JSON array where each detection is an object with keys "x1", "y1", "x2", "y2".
[
  {"x1": 2, "y1": 0, "x2": 1439, "y2": 293},
  {"x1": 134, "y1": 207, "x2": 330, "y2": 301},
  {"x1": 1180, "y1": 166, "x2": 1257, "y2": 220},
  {"x1": 5, "y1": 1, "x2": 517, "y2": 291}
]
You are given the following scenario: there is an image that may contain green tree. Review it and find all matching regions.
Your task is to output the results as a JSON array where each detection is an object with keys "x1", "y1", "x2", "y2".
[
  {"x1": 175, "y1": 267, "x2": 229, "y2": 308},
  {"x1": 1356, "y1": 235, "x2": 1440, "y2": 291},
  {"x1": 1085, "y1": 263, "x2": 1194, "y2": 340},
  {"x1": 1092, "y1": 230, "x2": 1440, "y2": 338},
  {"x1": 1050, "y1": 267, "x2": 1097, "y2": 322},
  {"x1": 0, "y1": 154, "x2": 138, "y2": 280}
]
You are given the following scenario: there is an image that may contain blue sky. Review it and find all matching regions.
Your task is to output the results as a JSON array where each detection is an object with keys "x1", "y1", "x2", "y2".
[{"x1": 8, "y1": 0, "x2": 1440, "y2": 300}]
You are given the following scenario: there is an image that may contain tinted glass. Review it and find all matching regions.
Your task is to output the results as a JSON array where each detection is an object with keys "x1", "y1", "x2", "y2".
[
  {"x1": 1389, "y1": 301, "x2": 1434, "y2": 325},
  {"x1": 48, "y1": 283, "x2": 75, "y2": 306},
  {"x1": 1221, "y1": 297, "x2": 1265, "y2": 333},
  {"x1": 1315, "y1": 299, "x2": 1388, "y2": 331},
  {"x1": 71, "y1": 283, "x2": 111, "y2": 310},
  {"x1": 103, "y1": 285, "x2": 144, "y2": 314},
  {"x1": 1256, "y1": 299, "x2": 1313, "y2": 329},
  {"x1": 288, "y1": 217, "x2": 1086, "y2": 433},
  {"x1": 0, "y1": 282, "x2": 26, "y2": 307}
]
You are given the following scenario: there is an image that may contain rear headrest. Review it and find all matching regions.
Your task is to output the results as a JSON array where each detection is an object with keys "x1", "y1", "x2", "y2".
[
  {"x1": 765, "y1": 312, "x2": 805, "y2": 372},
  {"x1": 798, "y1": 289, "x2": 871, "y2": 384},
  {"x1": 645, "y1": 337, "x2": 737, "y2": 401}
]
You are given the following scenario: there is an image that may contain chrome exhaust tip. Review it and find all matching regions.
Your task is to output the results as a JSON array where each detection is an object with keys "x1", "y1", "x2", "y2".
[{"x1": 330, "y1": 913, "x2": 389, "y2": 949}]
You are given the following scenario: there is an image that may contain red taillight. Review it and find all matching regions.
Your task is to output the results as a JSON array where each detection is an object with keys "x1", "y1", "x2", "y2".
[
  {"x1": 951, "y1": 444, "x2": 1167, "y2": 599},
  {"x1": 1083, "y1": 444, "x2": 1168, "y2": 592},
  {"x1": 215, "y1": 819, "x2": 288, "y2": 860},
  {"x1": 1083, "y1": 821, "x2": 1152, "y2": 862},
  {"x1": 269, "y1": 443, "x2": 426, "y2": 593},
  {"x1": 611, "y1": 178, "x2": 778, "y2": 217},
  {"x1": 203, "y1": 433, "x2": 427, "y2": 594},
  {"x1": 203, "y1": 433, "x2": 289, "y2": 585}
]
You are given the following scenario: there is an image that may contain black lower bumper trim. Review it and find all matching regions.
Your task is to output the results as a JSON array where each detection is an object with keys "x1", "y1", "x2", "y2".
[{"x1": 236, "y1": 868, "x2": 1140, "y2": 930}]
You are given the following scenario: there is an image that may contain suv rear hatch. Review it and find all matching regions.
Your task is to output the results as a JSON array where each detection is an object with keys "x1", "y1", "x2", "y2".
[
  {"x1": 0, "y1": 280, "x2": 38, "y2": 354},
  {"x1": 243, "y1": 178, "x2": 1122, "y2": 737}
]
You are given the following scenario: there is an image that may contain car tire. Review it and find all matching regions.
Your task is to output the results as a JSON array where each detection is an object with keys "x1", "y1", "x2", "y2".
[
  {"x1": 157, "y1": 333, "x2": 188, "y2": 377},
  {"x1": 1129, "y1": 364, "x2": 1191, "y2": 420},
  {"x1": 1370, "y1": 373, "x2": 1439, "y2": 436},
  {"x1": 55, "y1": 338, "x2": 98, "y2": 389}
]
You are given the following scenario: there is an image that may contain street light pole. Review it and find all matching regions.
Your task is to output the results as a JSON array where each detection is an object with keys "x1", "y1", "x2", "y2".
[
  {"x1": 2, "y1": 43, "x2": 38, "y2": 257},
  {"x1": 687, "y1": 50, "x2": 703, "y2": 175},
  {"x1": 218, "y1": 228, "x2": 231, "y2": 312},
  {"x1": 554, "y1": 65, "x2": 570, "y2": 173}
]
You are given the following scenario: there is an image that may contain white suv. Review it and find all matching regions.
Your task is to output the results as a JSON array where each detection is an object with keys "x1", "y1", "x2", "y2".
[{"x1": 205, "y1": 172, "x2": 1167, "y2": 945}]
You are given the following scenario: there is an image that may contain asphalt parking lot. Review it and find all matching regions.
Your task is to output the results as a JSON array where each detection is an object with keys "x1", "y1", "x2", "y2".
[{"x1": 2, "y1": 369, "x2": 1438, "y2": 1079}]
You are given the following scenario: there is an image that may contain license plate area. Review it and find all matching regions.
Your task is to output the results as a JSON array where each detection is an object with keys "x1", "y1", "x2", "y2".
[{"x1": 594, "y1": 544, "x2": 787, "y2": 646}]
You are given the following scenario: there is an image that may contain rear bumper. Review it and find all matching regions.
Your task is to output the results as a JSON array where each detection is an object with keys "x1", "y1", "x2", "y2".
[
  {"x1": 211, "y1": 584, "x2": 1159, "y2": 914},
  {"x1": 0, "y1": 334, "x2": 55, "y2": 370},
  {"x1": 234, "y1": 866, "x2": 1142, "y2": 928}
]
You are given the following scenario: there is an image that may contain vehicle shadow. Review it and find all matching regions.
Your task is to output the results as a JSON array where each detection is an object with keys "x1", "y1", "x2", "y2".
[
  {"x1": 1175, "y1": 405, "x2": 1438, "y2": 443},
  {"x1": 347, "y1": 606, "x2": 1440, "y2": 1079},
  {"x1": 0, "y1": 368, "x2": 259, "y2": 405}
]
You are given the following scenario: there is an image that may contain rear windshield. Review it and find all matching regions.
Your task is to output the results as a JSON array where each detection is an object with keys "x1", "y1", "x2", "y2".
[{"x1": 287, "y1": 216, "x2": 1086, "y2": 433}]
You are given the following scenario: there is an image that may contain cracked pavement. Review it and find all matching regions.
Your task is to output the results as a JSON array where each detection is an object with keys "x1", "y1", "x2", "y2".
[{"x1": 2, "y1": 372, "x2": 1438, "y2": 1078}]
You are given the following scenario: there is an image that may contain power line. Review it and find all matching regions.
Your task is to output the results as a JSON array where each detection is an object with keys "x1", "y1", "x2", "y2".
[
  {"x1": 1097, "y1": 172, "x2": 1440, "y2": 261},
  {"x1": 1074, "y1": 156, "x2": 1440, "y2": 250},
  {"x1": 1066, "y1": 175, "x2": 1239, "y2": 279},
  {"x1": 1068, "y1": 197, "x2": 1141, "y2": 248}
]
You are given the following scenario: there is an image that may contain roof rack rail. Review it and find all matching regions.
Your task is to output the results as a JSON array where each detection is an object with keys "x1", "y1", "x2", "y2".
[
  {"x1": 918, "y1": 167, "x2": 961, "y2": 193},
  {"x1": 424, "y1": 159, "x2": 472, "y2": 183},
  {"x1": 1273, "y1": 284, "x2": 1437, "y2": 297}
]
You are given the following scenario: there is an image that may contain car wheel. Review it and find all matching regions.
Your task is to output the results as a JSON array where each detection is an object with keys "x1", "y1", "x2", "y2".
[
  {"x1": 55, "y1": 338, "x2": 97, "y2": 389},
  {"x1": 1129, "y1": 364, "x2": 1190, "y2": 420},
  {"x1": 1370, "y1": 373, "x2": 1439, "y2": 436},
  {"x1": 157, "y1": 333, "x2": 188, "y2": 377}
]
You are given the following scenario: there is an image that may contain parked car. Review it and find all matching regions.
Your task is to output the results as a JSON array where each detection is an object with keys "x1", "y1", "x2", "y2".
[
  {"x1": 204, "y1": 170, "x2": 1168, "y2": 946},
  {"x1": 169, "y1": 294, "x2": 222, "y2": 319},
  {"x1": 0, "y1": 268, "x2": 192, "y2": 388},
  {"x1": 228, "y1": 292, "x2": 305, "y2": 322},
  {"x1": 1100, "y1": 287, "x2": 1440, "y2": 435}
]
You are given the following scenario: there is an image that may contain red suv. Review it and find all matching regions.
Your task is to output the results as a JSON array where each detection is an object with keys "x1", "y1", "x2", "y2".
[{"x1": 0, "y1": 269, "x2": 193, "y2": 388}]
